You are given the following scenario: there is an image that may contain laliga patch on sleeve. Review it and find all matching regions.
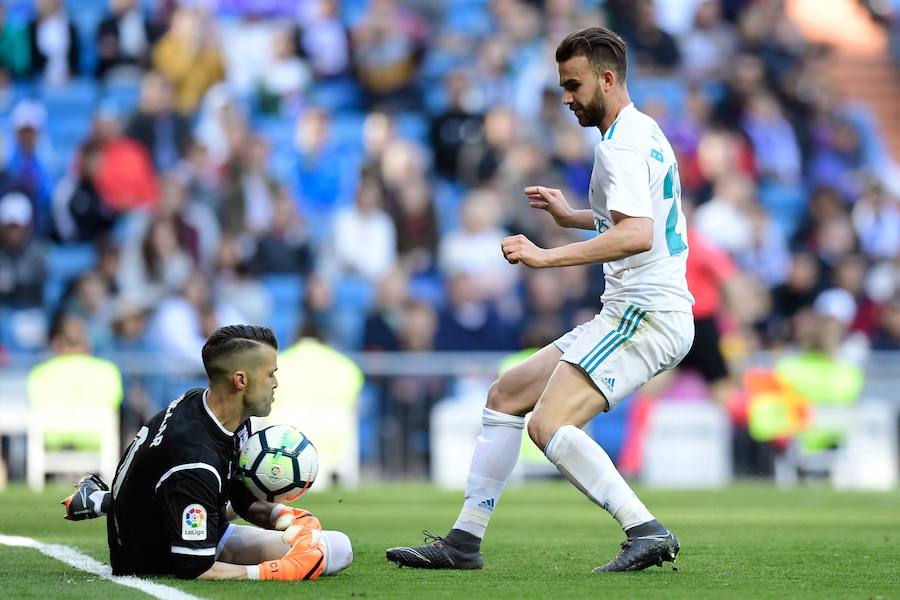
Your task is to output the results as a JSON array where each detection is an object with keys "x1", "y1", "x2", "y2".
[{"x1": 182, "y1": 504, "x2": 207, "y2": 540}]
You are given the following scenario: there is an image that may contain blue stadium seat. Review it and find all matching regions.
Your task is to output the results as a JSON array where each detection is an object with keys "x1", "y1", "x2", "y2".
[
  {"x1": 331, "y1": 277, "x2": 376, "y2": 350},
  {"x1": 758, "y1": 182, "x2": 807, "y2": 238},
  {"x1": 630, "y1": 77, "x2": 686, "y2": 119},
  {"x1": 101, "y1": 81, "x2": 141, "y2": 115},
  {"x1": 39, "y1": 79, "x2": 98, "y2": 118},
  {"x1": 43, "y1": 243, "x2": 98, "y2": 311},
  {"x1": 394, "y1": 112, "x2": 428, "y2": 144},
  {"x1": 409, "y1": 274, "x2": 446, "y2": 309},
  {"x1": 255, "y1": 116, "x2": 296, "y2": 151},
  {"x1": 330, "y1": 112, "x2": 365, "y2": 148},
  {"x1": 260, "y1": 274, "x2": 306, "y2": 345},
  {"x1": 309, "y1": 78, "x2": 363, "y2": 113}
]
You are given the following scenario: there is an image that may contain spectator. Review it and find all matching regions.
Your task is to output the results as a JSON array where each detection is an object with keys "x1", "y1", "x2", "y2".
[
  {"x1": 61, "y1": 270, "x2": 115, "y2": 352},
  {"x1": 125, "y1": 72, "x2": 191, "y2": 173},
  {"x1": 221, "y1": 135, "x2": 277, "y2": 237},
  {"x1": 0, "y1": 4, "x2": 31, "y2": 79},
  {"x1": 6, "y1": 100, "x2": 53, "y2": 232},
  {"x1": 26, "y1": 0, "x2": 79, "y2": 85},
  {"x1": 107, "y1": 295, "x2": 155, "y2": 439},
  {"x1": 621, "y1": 0, "x2": 682, "y2": 74},
  {"x1": 387, "y1": 176, "x2": 439, "y2": 275},
  {"x1": 350, "y1": 0, "x2": 428, "y2": 109},
  {"x1": 117, "y1": 215, "x2": 193, "y2": 307},
  {"x1": 0, "y1": 191, "x2": 46, "y2": 309},
  {"x1": 151, "y1": 7, "x2": 225, "y2": 114},
  {"x1": 325, "y1": 173, "x2": 397, "y2": 283},
  {"x1": 852, "y1": 180, "x2": 899, "y2": 261},
  {"x1": 293, "y1": 107, "x2": 356, "y2": 219},
  {"x1": 258, "y1": 27, "x2": 311, "y2": 115},
  {"x1": 213, "y1": 235, "x2": 271, "y2": 325},
  {"x1": 253, "y1": 185, "x2": 313, "y2": 275},
  {"x1": 363, "y1": 268, "x2": 412, "y2": 353},
  {"x1": 95, "y1": 0, "x2": 152, "y2": 81},
  {"x1": 434, "y1": 272, "x2": 517, "y2": 352},
  {"x1": 438, "y1": 188, "x2": 518, "y2": 302},
  {"x1": 90, "y1": 104, "x2": 160, "y2": 214},
  {"x1": 51, "y1": 140, "x2": 116, "y2": 243},
  {"x1": 872, "y1": 293, "x2": 900, "y2": 351},
  {"x1": 429, "y1": 70, "x2": 485, "y2": 181},
  {"x1": 679, "y1": 0, "x2": 736, "y2": 82},
  {"x1": 297, "y1": 0, "x2": 351, "y2": 79}
]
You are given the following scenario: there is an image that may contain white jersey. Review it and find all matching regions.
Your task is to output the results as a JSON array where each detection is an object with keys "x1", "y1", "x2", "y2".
[{"x1": 588, "y1": 103, "x2": 694, "y2": 313}]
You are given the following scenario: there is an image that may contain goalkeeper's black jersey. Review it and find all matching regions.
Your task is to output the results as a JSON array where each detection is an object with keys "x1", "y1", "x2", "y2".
[{"x1": 107, "y1": 388, "x2": 256, "y2": 579}]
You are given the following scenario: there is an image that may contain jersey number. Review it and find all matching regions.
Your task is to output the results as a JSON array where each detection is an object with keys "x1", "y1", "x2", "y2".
[
  {"x1": 663, "y1": 164, "x2": 687, "y2": 255},
  {"x1": 112, "y1": 426, "x2": 148, "y2": 499}
]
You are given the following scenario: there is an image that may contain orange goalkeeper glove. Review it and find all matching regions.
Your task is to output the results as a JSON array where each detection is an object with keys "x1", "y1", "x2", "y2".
[
  {"x1": 256, "y1": 526, "x2": 327, "y2": 581},
  {"x1": 272, "y1": 505, "x2": 321, "y2": 532}
]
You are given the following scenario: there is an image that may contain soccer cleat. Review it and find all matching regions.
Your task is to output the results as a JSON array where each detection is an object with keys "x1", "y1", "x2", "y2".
[
  {"x1": 385, "y1": 531, "x2": 483, "y2": 570},
  {"x1": 592, "y1": 530, "x2": 680, "y2": 572},
  {"x1": 61, "y1": 474, "x2": 109, "y2": 521}
]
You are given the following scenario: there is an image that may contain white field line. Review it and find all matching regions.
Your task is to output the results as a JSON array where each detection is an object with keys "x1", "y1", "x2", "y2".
[{"x1": 0, "y1": 534, "x2": 206, "y2": 600}]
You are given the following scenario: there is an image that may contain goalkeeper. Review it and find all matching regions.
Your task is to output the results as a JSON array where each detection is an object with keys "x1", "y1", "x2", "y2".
[{"x1": 61, "y1": 325, "x2": 353, "y2": 581}]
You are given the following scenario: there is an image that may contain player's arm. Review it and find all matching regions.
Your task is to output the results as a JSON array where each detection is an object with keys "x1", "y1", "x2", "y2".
[
  {"x1": 524, "y1": 186, "x2": 596, "y2": 230},
  {"x1": 228, "y1": 477, "x2": 320, "y2": 531},
  {"x1": 503, "y1": 211, "x2": 652, "y2": 268},
  {"x1": 507, "y1": 144, "x2": 653, "y2": 268}
]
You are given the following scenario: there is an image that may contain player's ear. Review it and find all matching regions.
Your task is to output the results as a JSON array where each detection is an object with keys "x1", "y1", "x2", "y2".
[{"x1": 233, "y1": 370, "x2": 248, "y2": 390}]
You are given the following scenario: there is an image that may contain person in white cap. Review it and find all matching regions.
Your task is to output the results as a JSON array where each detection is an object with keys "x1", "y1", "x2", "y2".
[{"x1": 0, "y1": 191, "x2": 47, "y2": 309}]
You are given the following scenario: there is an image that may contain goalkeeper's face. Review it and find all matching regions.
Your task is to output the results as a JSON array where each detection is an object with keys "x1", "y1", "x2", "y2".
[{"x1": 244, "y1": 345, "x2": 279, "y2": 418}]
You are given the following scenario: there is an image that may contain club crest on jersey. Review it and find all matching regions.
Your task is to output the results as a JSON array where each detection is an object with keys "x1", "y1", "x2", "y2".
[{"x1": 182, "y1": 504, "x2": 207, "y2": 540}]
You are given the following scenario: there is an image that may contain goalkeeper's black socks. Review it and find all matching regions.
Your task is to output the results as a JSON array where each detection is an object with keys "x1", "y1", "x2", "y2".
[{"x1": 445, "y1": 528, "x2": 482, "y2": 553}]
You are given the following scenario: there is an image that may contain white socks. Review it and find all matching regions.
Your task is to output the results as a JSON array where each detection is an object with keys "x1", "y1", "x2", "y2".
[
  {"x1": 544, "y1": 424, "x2": 654, "y2": 532},
  {"x1": 451, "y1": 407, "x2": 525, "y2": 539}
]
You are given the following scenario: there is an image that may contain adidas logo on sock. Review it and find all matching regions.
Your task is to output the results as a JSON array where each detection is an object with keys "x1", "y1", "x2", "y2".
[
  {"x1": 602, "y1": 377, "x2": 616, "y2": 390},
  {"x1": 477, "y1": 498, "x2": 496, "y2": 511}
]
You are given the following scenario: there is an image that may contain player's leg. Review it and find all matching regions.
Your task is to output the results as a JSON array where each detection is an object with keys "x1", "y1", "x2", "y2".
[
  {"x1": 530, "y1": 306, "x2": 693, "y2": 571},
  {"x1": 219, "y1": 524, "x2": 353, "y2": 577},
  {"x1": 385, "y1": 343, "x2": 563, "y2": 569}
]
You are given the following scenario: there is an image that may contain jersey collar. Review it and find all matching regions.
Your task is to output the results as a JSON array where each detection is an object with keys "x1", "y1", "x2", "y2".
[
  {"x1": 202, "y1": 388, "x2": 234, "y2": 436},
  {"x1": 602, "y1": 102, "x2": 634, "y2": 141}
]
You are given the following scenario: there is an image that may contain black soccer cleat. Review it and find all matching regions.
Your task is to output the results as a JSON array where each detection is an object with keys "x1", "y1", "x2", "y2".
[
  {"x1": 61, "y1": 474, "x2": 109, "y2": 521},
  {"x1": 592, "y1": 530, "x2": 680, "y2": 572},
  {"x1": 386, "y1": 530, "x2": 484, "y2": 570}
]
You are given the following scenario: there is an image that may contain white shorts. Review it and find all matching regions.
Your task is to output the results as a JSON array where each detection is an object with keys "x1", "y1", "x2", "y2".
[{"x1": 554, "y1": 302, "x2": 695, "y2": 410}]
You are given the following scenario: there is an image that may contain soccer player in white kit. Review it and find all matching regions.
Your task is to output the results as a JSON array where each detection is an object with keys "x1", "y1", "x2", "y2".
[{"x1": 387, "y1": 26, "x2": 694, "y2": 573}]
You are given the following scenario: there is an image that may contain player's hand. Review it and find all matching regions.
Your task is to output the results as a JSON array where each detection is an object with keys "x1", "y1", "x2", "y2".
[
  {"x1": 524, "y1": 186, "x2": 574, "y2": 228},
  {"x1": 501, "y1": 234, "x2": 549, "y2": 268},
  {"x1": 273, "y1": 506, "x2": 321, "y2": 532}
]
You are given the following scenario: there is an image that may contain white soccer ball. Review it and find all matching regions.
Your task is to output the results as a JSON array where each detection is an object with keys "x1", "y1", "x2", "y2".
[{"x1": 238, "y1": 424, "x2": 318, "y2": 503}]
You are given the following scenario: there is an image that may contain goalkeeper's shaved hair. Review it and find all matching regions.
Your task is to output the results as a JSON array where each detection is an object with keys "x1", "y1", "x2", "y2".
[{"x1": 201, "y1": 325, "x2": 278, "y2": 385}]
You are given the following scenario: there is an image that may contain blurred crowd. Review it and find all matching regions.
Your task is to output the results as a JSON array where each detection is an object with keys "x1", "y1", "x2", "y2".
[{"x1": 1, "y1": 0, "x2": 899, "y2": 466}]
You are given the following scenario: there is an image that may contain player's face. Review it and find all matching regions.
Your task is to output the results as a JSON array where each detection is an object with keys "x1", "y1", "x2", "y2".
[
  {"x1": 244, "y1": 345, "x2": 278, "y2": 418},
  {"x1": 558, "y1": 55, "x2": 607, "y2": 128}
]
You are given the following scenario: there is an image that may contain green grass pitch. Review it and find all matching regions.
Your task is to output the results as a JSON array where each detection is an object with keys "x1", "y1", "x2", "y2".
[{"x1": 1, "y1": 482, "x2": 898, "y2": 599}]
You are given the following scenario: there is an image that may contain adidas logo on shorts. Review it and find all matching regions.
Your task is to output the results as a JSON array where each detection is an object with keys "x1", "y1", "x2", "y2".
[{"x1": 601, "y1": 377, "x2": 616, "y2": 391}]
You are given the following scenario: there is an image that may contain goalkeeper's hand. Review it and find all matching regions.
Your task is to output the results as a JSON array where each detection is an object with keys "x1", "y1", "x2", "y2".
[
  {"x1": 61, "y1": 474, "x2": 109, "y2": 520},
  {"x1": 272, "y1": 505, "x2": 321, "y2": 532},
  {"x1": 257, "y1": 526, "x2": 327, "y2": 581}
]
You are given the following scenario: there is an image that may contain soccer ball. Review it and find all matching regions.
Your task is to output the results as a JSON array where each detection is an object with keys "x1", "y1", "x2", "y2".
[{"x1": 238, "y1": 424, "x2": 318, "y2": 503}]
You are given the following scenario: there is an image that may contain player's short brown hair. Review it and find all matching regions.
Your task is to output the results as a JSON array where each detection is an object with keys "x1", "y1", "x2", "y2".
[
  {"x1": 556, "y1": 27, "x2": 628, "y2": 83},
  {"x1": 202, "y1": 325, "x2": 278, "y2": 382}
]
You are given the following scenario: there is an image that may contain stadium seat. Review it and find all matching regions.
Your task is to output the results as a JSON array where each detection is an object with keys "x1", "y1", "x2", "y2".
[
  {"x1": 39, "y1": 79, "x2": 98, "y2": 118},
  {"x1": 394, "y1": 112, "x2": 429, "y2": 144},
  {"x1": 630, "y1": 76, "x2": 686, "y2": 118},
  {"x1": 331, "y1": 277, "x2": 376, "y2": 350},
  {"x1": 758, "y1": 182, "x2": 806, "y2": 238},
  {"x1": 43, "y1": 244, "x2": 99, "y2": 312},
  {"x1": 101, "y1": 81, "x2": 141, "y2": 115},
  {"x1": 260, "y1": 274, "x2": 305, "y2": 345}
]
